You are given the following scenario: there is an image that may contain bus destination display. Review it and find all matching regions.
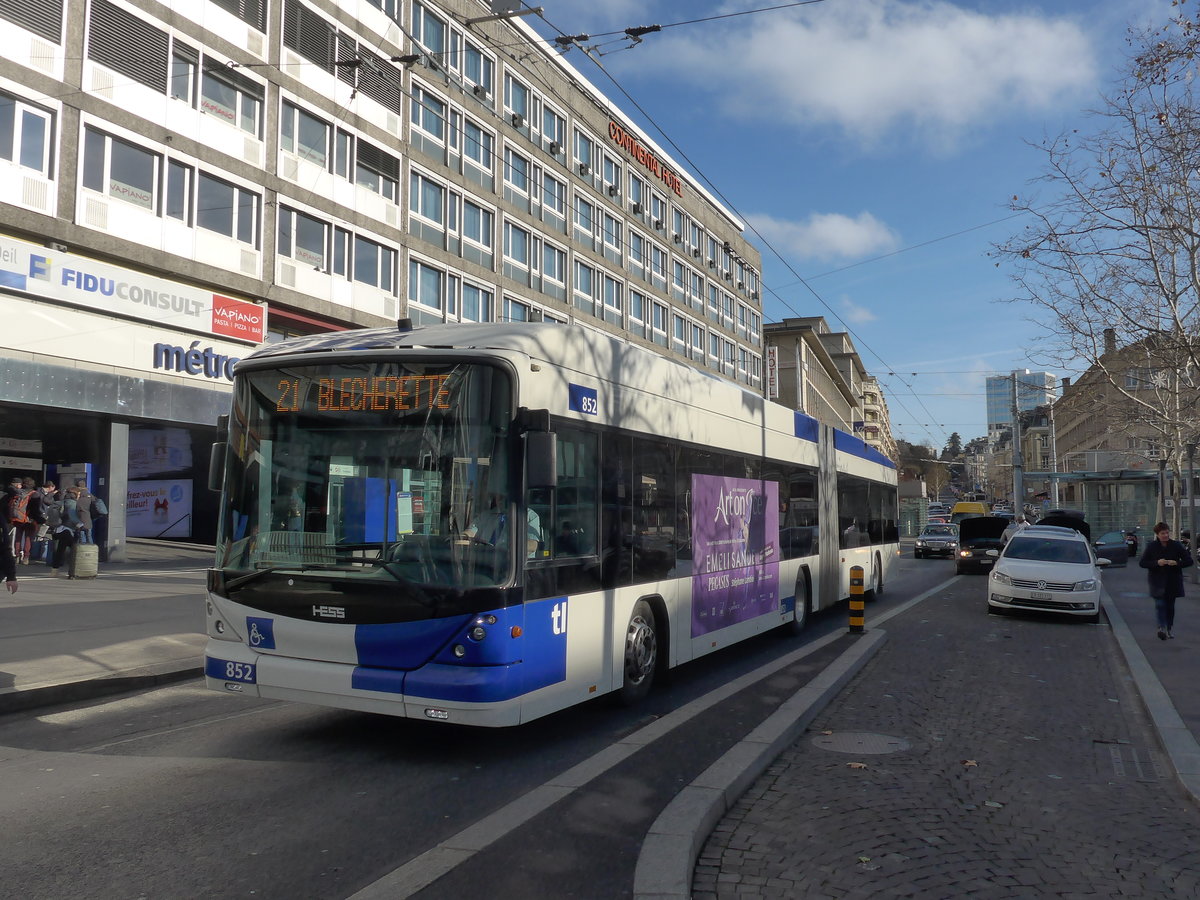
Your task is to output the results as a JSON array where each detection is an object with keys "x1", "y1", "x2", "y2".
[{"x1": 274, "y1": 375, "x2": 452, "y2": 413}]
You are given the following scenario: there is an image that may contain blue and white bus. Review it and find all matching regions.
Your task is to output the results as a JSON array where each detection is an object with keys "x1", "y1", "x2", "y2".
[{"x1": 205, "y1": 322, "x2": 897, "y2": 726}]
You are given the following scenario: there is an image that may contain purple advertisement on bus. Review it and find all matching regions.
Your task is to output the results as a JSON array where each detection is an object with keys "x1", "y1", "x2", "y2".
[{"x1": 691, "y1": 474, "x2": 780, "y2": 638}]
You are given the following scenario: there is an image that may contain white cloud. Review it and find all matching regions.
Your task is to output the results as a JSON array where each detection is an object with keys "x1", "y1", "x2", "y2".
[
  {"x1": 636, "y1": 0, "x2": 1098, "y2": 148},
  {"x1": 749, "y1": 211, "x2": 900, "y2": 262},
  {"x1": 840, "y1": 294, "x2": 877, "y2": 324}
]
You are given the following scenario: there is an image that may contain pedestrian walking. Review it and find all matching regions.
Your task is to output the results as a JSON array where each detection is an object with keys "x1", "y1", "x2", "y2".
[
  {"x1": 50, "y1": 487, "x2": 83, "y2": 577},
  {"x1": 1139, "y1": 521, "x2": 1193, "y2": 640},
  {"x1": 73, "y1": 479, "x2": 96, "y2": 545},
  {"x1": 30, "y1": 481, "x2": 58, "y2": 563}
]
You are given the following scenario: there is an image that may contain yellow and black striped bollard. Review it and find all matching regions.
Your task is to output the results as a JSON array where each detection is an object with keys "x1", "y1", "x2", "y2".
[{"x1": 848, "y1": 565, "x2": 865, "y2": 634}]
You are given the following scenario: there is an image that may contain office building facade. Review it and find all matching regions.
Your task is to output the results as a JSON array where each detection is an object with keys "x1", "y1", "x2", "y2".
[{"x1": 0, "y1": 0, "x2": 764, "y2": 555}]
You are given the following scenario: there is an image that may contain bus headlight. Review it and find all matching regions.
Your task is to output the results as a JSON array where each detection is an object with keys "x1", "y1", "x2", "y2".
[
  {"x1": 453, "y1": 644, "x2": 467, "y2": 658},
  {"x1": 469, "y1": 626, "x2": 487, "y2": 641}
]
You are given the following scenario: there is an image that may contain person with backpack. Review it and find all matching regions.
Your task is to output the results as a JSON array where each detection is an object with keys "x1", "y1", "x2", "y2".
[
  {"x1": 34, "y1": 482, "x2": 60, "y2": 563},
  {"x1": 5, "y1": 476, "x2": 33, "y2": 564},
  {"x1": 10, "y1": 476, "x2": 45, "y2": 565}
]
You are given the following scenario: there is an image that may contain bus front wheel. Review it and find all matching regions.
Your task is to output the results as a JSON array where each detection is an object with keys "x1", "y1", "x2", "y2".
[{"x1": 617, "y1": 600, "x2": 658, "y2": 705}]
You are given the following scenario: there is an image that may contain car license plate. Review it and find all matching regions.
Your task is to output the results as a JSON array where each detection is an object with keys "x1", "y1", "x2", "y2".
[
  {"x1": 980, "y1": 559, "x2": 992, "y2": 566},
  {"x1": 1030, "y1": 591, "x2": 1052, "y2": 600},
  {"x1": 205, "y1": 657, "x2": 257, "y2": 684}
]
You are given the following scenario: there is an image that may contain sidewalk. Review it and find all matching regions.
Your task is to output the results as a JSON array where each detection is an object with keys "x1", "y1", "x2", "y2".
[
  {"x1": 0, "y1": 538, "x2": 213, "y2": 714},
  {"x1": 634, "y1": 558, "x2": 1200, "y2": 898}
]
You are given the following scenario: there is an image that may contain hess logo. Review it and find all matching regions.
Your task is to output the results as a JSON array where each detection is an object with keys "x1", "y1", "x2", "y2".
[{"x1": 312, "y1": 605, "x2": 346, "y2": 619}]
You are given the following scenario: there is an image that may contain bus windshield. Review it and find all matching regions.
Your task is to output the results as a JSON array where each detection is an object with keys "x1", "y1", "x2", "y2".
[{"x1": 215, "y1": 359, "x2": 520, "y2": 592}]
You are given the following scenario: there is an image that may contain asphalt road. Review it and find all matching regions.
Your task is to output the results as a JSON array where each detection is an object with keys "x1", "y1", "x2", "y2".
[{"x1": 0, "y1": 556, "x2": 947, "y2": 900}]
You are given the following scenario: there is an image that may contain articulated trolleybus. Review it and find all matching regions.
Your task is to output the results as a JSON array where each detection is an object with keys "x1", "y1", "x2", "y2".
[{"x1": 205, "y1": 322, "x2": 897, "y2": 726}]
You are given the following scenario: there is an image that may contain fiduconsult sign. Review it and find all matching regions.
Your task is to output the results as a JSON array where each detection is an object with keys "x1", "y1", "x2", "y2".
[{"x1": 0, "y1": 232, "x2": 266, "y2": 343}]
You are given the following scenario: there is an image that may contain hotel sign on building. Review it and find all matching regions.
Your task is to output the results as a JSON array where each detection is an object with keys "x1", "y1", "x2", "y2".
[{"x1": 608, "y1": 121, "x2": 683, "y2": 197}]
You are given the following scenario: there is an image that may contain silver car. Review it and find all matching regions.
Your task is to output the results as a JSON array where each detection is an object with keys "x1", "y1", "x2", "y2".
[{"x1": 915, "y1": 524, "x2": 959, "y2": 559}]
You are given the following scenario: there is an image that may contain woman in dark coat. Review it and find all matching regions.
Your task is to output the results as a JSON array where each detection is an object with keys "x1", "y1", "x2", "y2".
[{"x1": 1139, "y1": 522, "x2": 1193, "y2": 640}]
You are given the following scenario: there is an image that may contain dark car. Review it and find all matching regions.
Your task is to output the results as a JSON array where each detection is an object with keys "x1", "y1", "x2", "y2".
[
  {"x1": 914, "y1": 523, "x2": 959, "y2": 558},
  {"x1": 1092, "y1": 530, "x2": 1129, "y2": 567},
  {"x1": 956, "y1": 516, "x2": 1009, "y2": 574}
]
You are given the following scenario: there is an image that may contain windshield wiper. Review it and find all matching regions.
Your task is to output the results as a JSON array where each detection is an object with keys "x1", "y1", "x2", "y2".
[{"x1": 224, "y1": 563, "x2": 344, "y2": 591}]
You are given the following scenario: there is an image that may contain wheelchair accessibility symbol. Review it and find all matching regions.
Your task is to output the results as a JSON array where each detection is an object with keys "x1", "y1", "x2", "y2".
[{"x1": 246, "y1": 616, "x2": 276, "y2": 649}]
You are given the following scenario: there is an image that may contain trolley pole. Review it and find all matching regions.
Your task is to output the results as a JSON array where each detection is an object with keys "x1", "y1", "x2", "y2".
[{"x1": 848, "y1": 565, "x2": 865, "y2": 633}]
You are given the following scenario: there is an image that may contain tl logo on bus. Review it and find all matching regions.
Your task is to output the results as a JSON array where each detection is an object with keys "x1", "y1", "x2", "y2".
[{"x1": 551, "y1": 600, "x2": 568, "y2": 635}]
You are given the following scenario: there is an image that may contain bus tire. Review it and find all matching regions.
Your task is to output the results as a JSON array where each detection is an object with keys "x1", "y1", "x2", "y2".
[
  {"x1": 867, "y1": 553, "x2": 883, "y2": 600},
  {"x1": 617, "y1": 600, "x2": 658, "y2": 706},
  {"x1": 786, "y1": 573, "x2": 810, "y2": 635}
]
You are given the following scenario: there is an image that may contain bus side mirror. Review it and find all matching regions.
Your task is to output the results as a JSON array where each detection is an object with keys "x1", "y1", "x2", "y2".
[
  {"x1": 526, "y1": 432, "x2": 557, "y2": 489},
  {"x1": 209, "y1": 413, "x2": 229, "y2": 492},
  {"x1": 208, "y1": 443, "x2": 226, "y2": 493}
]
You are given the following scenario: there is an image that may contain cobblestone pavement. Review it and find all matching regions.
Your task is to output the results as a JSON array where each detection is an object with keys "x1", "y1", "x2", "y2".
[{"x1": 694, "y1": 581, "x2": 1200, "y2": 898}]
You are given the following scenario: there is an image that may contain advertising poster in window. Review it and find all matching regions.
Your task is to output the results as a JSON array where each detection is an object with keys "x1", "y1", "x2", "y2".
[
  {"x1": 691, "y1": 474, "x2": 779, "y2": 637},
  {"x1": 127, "y1": 480, "x2": 193, "y2": 538},
  {"x1": 129, "y1": 427, "x2": 194, "y2": 479}
]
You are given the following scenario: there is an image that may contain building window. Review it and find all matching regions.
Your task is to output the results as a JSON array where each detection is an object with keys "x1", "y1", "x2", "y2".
[
  {"x1": 463, "y1": 117, "x2": 494, "y2": 171},
  {"x1": 574, "y1": 261, "x2": 595, "y2": 315},
  {"x1": 409, "y1": 258, "x2": 444, "y2": 310},
  {"x1": 504, "y1": 73, "x2": 530, "y2": 120},
  {"x1": 355, "y1": 141, "x2": 399, "y2": 201},
  {"x1": 672, "y1": 314, "x2": 687, "y2": 354},
  {"x1": 504, "y1": 147, "x2": 529, "y2": 193},
  {"x1": 603, "y1": 213, "x2": 622, "y2": 256},
  {"x1": 603, "y1": 274, "x2": 622, "y2": 325},
  {"x1": 542, "y1": 104, "x2": 565, "y2": 150},
  {"x1": 0, "y1": 92, "x2": 53, "y2": 176},
  {"x1": 505, "y1": 297, "x2": 530, "y2": 322},
  {"x1": 279, "y1": 206, "x2": 328, "y2": 269},
  {"x1": 170, "y1": 44, "x2": 197, "y2": 103},
  {"x1": 574, "y1": 128, "x2": 594, "y2": 170},
  {"x1": 629, "y1": 174, "x2": 645, "y2": 208},
  {"x1": 201, "y1": 64, "x2": 262, "y2": 136},
  {"x1": 651, "y1": 302, "x2": 668, "y2": 347},
  {"x1": 602, "y1": 154, "x2": 621, "y2": 193},
  {"x1": 461, "y1": 282, "x2": 493, "y2": 322},
  {"x1": 650, "y1": 243, "x2": 667, "y2": 286},
  {"x1": 462, "y1": 199, "x2": 493, "y2": 248},
  {"x1": 542, "y1": 171, "x2": 566, "y2": 217},
  {"x1": 629, "y1": 289, "x2": 647, "y2": 336},
  {"x1": 197, "y1": 173, "x2": 257, "y2": 245},
  {"x1": 281, "y1": 101, "x2": 329, "y2": 167},
  {"x1": 409, "y1": 169, "x2": 446, "y2": 225},
  {"x1": 165, "y1": 160, "x2": 192, "y2": 222},
  {"x1": 411, "y1": 84, "x2": 446, "y2": 142},
  {"x1": 411, "y1": 1, "x2": 448, "y2": 56},
  {"x1": 82, "y1": 127, "x2": 158, "y2": 210},
  {"x1": 504, "y1": 221, "x2": 530, "y2": 269},
  {"x1": 353, "y1": 235, "x2": 396, "y2": 292},
  {"x1": 542, "y1": 242, "x2": 566, "y2": 285},
  {"x1": 574, "y1": 195, "x2": 596, "y2": 238},
  {"x1": 462, "y1": 199, "x2": 494, "y2": 250},
  {"x1": 462, "y1": 39, "x2": 493, "y2": 93}
]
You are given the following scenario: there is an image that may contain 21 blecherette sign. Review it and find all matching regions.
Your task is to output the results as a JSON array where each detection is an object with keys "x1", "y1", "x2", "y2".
[{"x1": 211, "y1": 294, "x2": 264, "y2": 342}]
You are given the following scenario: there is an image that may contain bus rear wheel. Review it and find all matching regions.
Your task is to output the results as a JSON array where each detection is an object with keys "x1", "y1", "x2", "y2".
[{"x1": 617, "y1": 600, "x2": 658, "y2": 705}]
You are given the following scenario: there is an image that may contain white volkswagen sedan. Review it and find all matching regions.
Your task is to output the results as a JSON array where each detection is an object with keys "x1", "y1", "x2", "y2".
[{"x1": 986, "y1": 525, "x2": 1111, "y2": 623}]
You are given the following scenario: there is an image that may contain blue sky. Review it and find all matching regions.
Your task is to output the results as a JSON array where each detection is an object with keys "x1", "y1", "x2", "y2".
[{"x1": 523, "y1": 0, "x2": 1172, "y2": 450}]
